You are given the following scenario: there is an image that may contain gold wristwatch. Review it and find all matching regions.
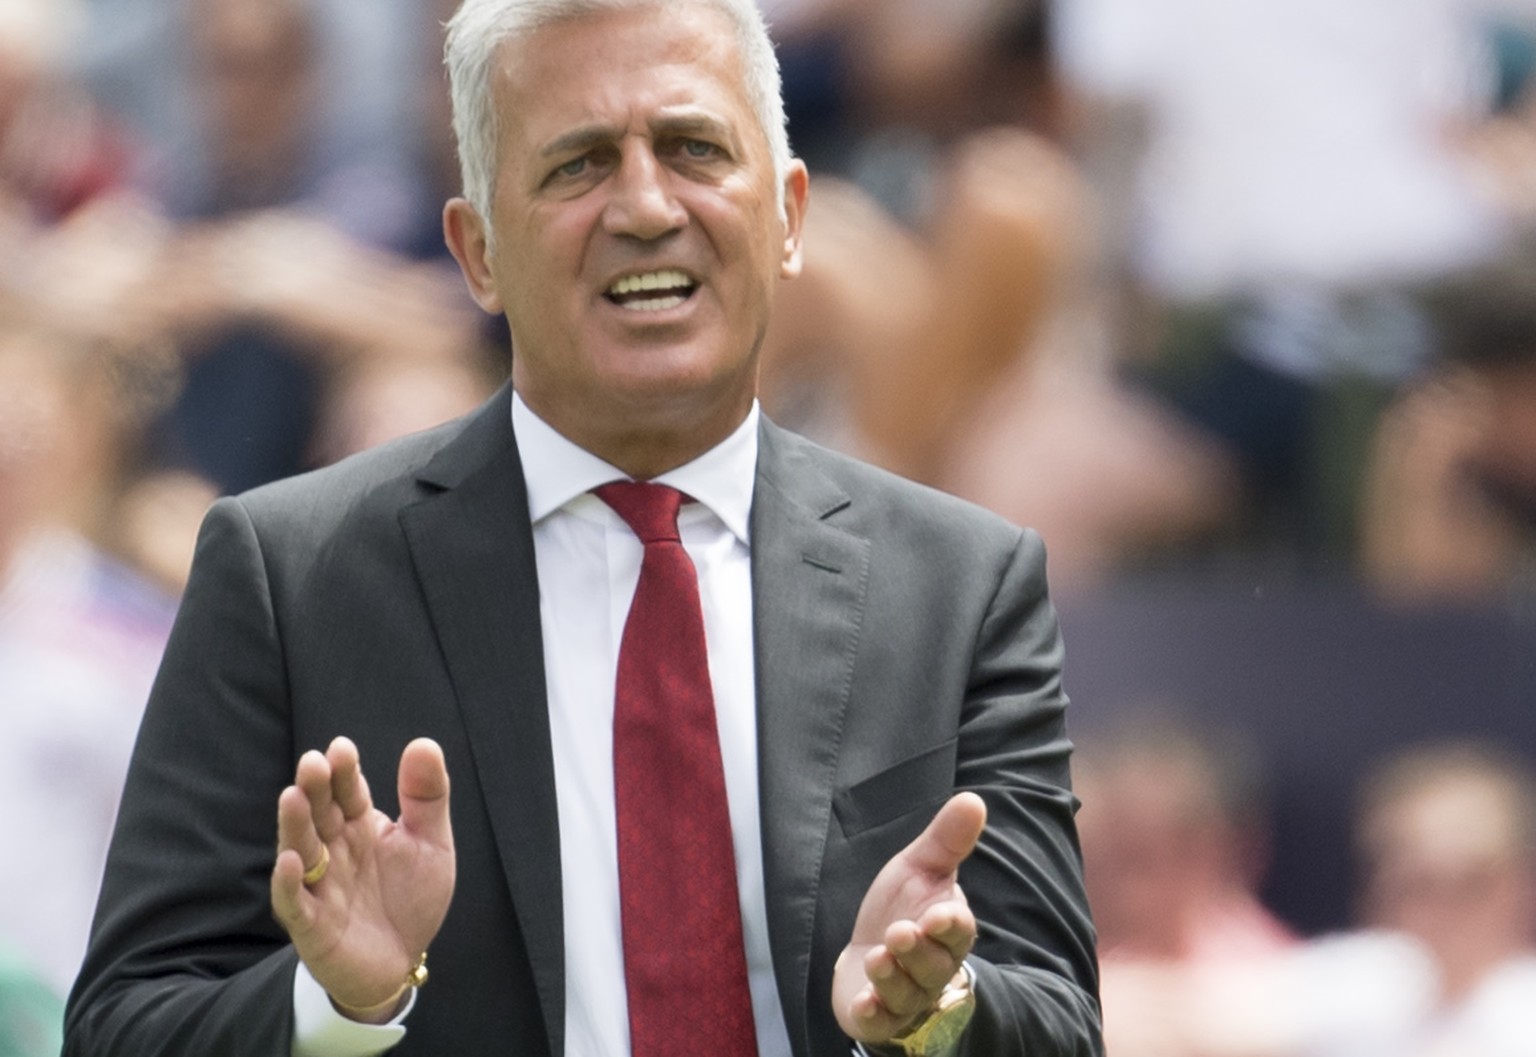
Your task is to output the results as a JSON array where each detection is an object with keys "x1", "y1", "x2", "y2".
[{"x1": 881, "y1": 961, "x2": 977, "y2": 1057}]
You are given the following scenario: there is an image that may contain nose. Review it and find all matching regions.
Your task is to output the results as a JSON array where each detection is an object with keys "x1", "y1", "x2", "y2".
[{"x1": 603, "y1": 141, "x2": 687, "y2": 242}]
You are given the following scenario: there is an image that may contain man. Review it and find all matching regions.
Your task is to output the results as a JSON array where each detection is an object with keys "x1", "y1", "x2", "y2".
[
  {"x1": 1272, "y1": 742, "x2": 1536, "y2": 1057},
  {"x1": 63, "y1": 1, "x2": 1101, "y2": 1055}
]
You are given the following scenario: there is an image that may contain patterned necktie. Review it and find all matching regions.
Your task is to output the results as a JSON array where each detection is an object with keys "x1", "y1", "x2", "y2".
[{"x1": 593, "y1": 481, "x2": 760, "y2": 1056}]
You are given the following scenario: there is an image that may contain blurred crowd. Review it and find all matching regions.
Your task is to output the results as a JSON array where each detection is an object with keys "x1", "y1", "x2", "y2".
[
  {"x1": 1076, "y1": 720, "x2": 1536, "y2": 1057},
  {"x1": 4, "y1": 0, "x2": 1536, "y2": 1052}
]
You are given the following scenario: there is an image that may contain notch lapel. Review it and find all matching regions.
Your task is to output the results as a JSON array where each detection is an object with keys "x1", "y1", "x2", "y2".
[
  {"x1": 752, "y1": 421, "x2": 871, "y2": 1057},
  {"x1": 398, "y1": 388, "x2": 566, "y2": 1056}
]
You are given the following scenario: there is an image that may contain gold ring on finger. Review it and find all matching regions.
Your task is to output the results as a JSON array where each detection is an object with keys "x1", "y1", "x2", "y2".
[{"x1": 302, "y1": 844, "x2": 330, "y2": 886}]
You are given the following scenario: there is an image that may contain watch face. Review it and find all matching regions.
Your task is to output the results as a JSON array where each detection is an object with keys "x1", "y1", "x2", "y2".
[
  {"x1": 889, "y1": 963, "x2": 977, "y2": 1057},
  {"x1": 901, "y1": 992, "x2": 976, "y2": 1057},
  {"x1": 921, "y1": 1006, "x2": 974, "y2": 1052}
]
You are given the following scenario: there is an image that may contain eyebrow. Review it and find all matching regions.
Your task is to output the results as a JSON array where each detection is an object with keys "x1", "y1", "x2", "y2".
[
  {"x1": 540, "y1": 125, "x2": 615, "y2": 159},
  {"x1": 538, "y1": 110, "x2": 741, "y2": 158}
]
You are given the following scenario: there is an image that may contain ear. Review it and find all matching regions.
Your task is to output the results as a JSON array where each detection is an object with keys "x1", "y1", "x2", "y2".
[
  {"x1": 443, "y1": 198, "x2": 503, "y2": 314},
  {"x1": 778, "y1": 159, "x2": 809, "y2": 280}
]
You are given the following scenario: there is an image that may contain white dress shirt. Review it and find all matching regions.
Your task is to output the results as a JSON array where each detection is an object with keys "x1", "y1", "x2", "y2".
[{"x1": 294, "y1": 393, "x2": 792, "y2": 1057}]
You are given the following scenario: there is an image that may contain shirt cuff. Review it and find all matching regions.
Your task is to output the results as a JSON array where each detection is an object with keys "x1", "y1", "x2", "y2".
[{"x1": 291, "y1": 960, "x2": 414, "y2": 1057}]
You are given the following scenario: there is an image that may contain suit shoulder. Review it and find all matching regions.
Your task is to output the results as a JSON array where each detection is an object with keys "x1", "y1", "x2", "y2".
[
  {"x1": 225, "y1": 384, "x2": 519, "y2": 549},
  {"x1": 240, "y1": 419, "x2": 461, "y2": 517}
]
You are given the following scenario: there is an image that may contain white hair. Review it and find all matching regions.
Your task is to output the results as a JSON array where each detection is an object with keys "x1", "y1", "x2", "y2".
[{"x1": 443, "y1": 0, "x2": 791, "y2": 227}]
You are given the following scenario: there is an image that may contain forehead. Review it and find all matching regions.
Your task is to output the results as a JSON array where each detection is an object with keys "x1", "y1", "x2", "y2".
[
  {"x1": 1370, "y1": 780, "x2": 1517, "y2": 865},
  {"x1": 490, "y1": 4, "x2": 760, "y2": 150}
]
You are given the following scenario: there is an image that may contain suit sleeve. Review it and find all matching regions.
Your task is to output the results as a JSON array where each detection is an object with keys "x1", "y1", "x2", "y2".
[
  {"x1": 64, "y1": 497, "x2": 302, "y2": 1057},
  {"x1": 954, "y1": 528, "x2": 1103, "y2": 1056}
]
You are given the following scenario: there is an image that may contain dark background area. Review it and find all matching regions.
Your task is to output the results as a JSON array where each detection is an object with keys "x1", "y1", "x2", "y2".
[{"x1": 1060, "y1": 572, "x2": 1536, "y2": 935}]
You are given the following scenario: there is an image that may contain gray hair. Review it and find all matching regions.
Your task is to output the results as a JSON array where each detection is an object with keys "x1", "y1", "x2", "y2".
[{"x1": 443, "y1": 0, "x2": 791, "y2": 228}]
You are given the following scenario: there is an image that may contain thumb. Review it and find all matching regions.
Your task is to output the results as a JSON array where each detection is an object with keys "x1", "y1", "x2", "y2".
[
  {"x1": 397, "y1": 738, "x2": 452, "y2": 845},
  {"x1": 903, "y1": 792, "x2": 986, "y2": 878}
]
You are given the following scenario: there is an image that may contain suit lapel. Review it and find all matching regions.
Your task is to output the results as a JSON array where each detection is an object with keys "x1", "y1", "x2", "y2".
[
  {"x1": 398, "y1": 387, "x2": 566, "y2": 1056},
  {"x1": 752, "y1": 421, "x2": 871, "y2": 1056}
]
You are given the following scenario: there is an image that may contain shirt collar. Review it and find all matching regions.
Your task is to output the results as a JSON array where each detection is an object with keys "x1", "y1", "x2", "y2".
[{"x1": 512, "y1": 391, "x2": 758, "y2": 545}]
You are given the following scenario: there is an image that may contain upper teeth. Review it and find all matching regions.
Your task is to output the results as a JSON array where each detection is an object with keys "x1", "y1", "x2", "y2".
[{"x1": 610, "y1": 270, "x2": 691, "y2": 296}]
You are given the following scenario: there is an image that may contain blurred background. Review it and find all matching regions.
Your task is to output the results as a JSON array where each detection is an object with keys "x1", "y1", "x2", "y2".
[{"x1": 2, "y1": 0, "x2": 1534, "y2": 1052}]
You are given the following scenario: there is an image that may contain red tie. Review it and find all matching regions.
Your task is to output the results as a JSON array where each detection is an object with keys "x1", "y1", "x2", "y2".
[{"x1": 594, "y1": 482, "x2": 760, "y2": 1057}]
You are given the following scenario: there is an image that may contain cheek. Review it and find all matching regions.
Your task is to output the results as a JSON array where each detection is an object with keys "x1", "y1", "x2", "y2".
[
  {"x1": 697, "y1": 179, "x2": 782, "y2": 259},
  {"x1": 494, "y1": 216, "x2": 575, "y2": 298}
]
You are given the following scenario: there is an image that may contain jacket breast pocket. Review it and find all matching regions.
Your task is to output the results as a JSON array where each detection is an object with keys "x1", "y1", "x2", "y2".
[{"x1": 833, "y1": 738, "x2": 958, "y2": 840}]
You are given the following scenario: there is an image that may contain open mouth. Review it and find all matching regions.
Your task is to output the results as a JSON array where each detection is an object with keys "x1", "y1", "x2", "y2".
[{"x1": 605, "y1": 269, "x2": 698, "y2": 312}]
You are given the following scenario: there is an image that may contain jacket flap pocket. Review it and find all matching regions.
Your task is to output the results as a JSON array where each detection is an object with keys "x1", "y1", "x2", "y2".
[{"x1": 834, "y1": 738, "x2": 958, "y2": 838}]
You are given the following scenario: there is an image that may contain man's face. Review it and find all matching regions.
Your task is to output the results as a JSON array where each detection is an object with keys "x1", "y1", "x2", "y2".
[{"x1": 446, "y1": 2, "x2": 807, "y2": 473}]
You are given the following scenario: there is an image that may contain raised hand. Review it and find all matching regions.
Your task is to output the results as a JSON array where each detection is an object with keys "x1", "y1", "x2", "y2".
[
  {"x1": 271, "y1": 736, "x2": 456, "y2": 1022},
  {"x1": 832, "y1": 792, "x2": 986, "y2": 1043}
]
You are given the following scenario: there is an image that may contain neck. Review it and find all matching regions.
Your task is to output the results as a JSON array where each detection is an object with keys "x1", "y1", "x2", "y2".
[{"x1": 515, "y1": 388, "x2": 753, "y2": 480}]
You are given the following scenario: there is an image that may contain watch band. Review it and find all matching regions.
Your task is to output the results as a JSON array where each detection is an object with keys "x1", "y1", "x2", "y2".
[{"x1": 880, "y1": 960, "x2": 978, "y2": 1057}]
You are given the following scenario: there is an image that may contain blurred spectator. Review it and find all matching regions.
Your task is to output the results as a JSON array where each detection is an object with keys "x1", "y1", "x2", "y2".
[
  {"x1": 78, "y1": 0, "x2": 435, "y2": 254},
  {"x1": 1056, "y1": 0, "x2": 1498, "y2": 306},
  {"x1": 759, "y1": 125, "x2": 1093, "y2": 481},
  {"x1": 0, "y1": 9, "x2": 181, "y2": 981},
  {"x1": 6, "y1": 184, "x2": 488, "y2": 561},
  {"x1": 745, "y1": 0, "x2": 1255, "y2": 590},
  {"x1": 753, "y1": 115, "x2": 1244, "y2": 592},
  {"x1": 0, "y1": 0, "x2": 130, "y2": 221},
  {"x1": 52, "y1": 0, "x2": 488, "y2": 509},
  {"x1": 0, "y1": 9, "x2": 491, "y2": 989},
  {"x1": 761, "y1": 0, "x2": 1059, "y2": 217},
  {"x1": 91, "y1": 207, "x2": 494, "y2": 584},
  {"x1": 1363, "y1": 249, "x2": 1536, "y2": 602},
  {"x1": 1073, "y1": 715, "x2": 1295, "y2": 1056},
  {"x1": 1073, "y1": 736, "x2": 1536, "y2": 1057},
  {"x1": 1033, "y1": 0, "x2": 1511, "y2": 580},
  {"x1": 1276, "y1": 742, "x2": 1536, "y2": 1057},
  {"x1": 90, "y1": 0, "x2": 427, "y2": 496},
  {"x1": 2, "y1": 32, "x2": 490, "y2": 586},
  {"x1": 136, "y1": 208, "x2": 490, "y2": 499},
  {"x1": 310, "y1": 353, "x2": 499, "y2": 468},
  {"x1": 0, "y1": 320, "x2": 175, "y2": 995}
]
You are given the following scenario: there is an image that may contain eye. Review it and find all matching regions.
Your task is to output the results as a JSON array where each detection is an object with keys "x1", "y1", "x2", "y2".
[
  {"x1": 554, "y1": 156, "x2": 588, "y2": 179},
  {"x1": 682, "y1": 139, "x2": 721, "y2": 160}
]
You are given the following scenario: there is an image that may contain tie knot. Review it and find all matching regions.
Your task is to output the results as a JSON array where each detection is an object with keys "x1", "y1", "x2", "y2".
[{"x1": 594, "y1": 481, "x2": 687, "y2": 544}]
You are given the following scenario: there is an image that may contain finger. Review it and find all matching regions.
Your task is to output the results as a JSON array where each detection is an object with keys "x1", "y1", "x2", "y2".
[
  {"x1": 886, "y1": 923, "x2": 964, "y2": 995},
  {"x1": 849, "y1": 984, "x2": 896, "y2": 1035},
  {"x1": 277, "y1": 783, "x2": 327, "y2": 872},
  {"x1": 295, "y1": 749, "x2": 343, "y2": 839},
  {"x1": 273, "y1": 786, "x2": 324, "y2": 934},
  {"x1": 326, "y1": 736, "x2": 373, "y2": 822},
  {"x1": 864, "y1": 944, "x2": 930, "y2": 1018},
  {"x1": 916, "y1": 900, "x2": 978, "y2": 963},
  {"x1": 397, "y1": 738, "x2": 452, "y2": 848},
  {"x1": 901, "y1": 792, "x2": 986, "y2": 878},
  {"x1": 849, "y1": 981, "x2": 916, "y2": 1042},
  {"x1": 271, "y1": 846, "x2": 314, "y2": 934}
]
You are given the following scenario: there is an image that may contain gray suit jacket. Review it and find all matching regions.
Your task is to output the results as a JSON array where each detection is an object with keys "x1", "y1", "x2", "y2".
[{"x1": 65, "y1": 387, "x2": 1101, "y2": 1056}]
